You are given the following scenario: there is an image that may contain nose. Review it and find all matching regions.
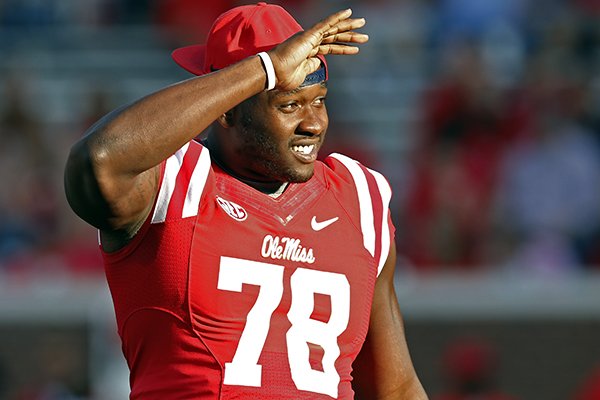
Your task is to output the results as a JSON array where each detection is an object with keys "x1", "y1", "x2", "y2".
[{"x1": 297, "y1": 106, "x2": 327, "y2": 136}]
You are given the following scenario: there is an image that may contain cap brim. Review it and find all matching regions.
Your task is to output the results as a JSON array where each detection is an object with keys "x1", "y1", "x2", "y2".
[{"x1": 172, "y1": 44, "x2": 209, "y2": 76}]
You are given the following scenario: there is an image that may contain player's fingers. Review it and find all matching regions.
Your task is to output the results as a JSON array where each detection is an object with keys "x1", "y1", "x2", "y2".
[
  {"x1": 308, "y1": 8, "x2": 353, "y2": 37},
  {"x1": 316, "y1": 44, "x2": 361, "y2": 56},
  {"x1": 323, "y1": 18, "x2": 366, "y2": 37},
  {"x1": 321, "y1": 32, "x2": 369, "y2": 45}
]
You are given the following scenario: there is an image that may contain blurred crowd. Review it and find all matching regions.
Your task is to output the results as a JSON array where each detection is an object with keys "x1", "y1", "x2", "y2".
[
  {"x1": 398, "y1": 0, "x2": 600, "y2": 273},
  {"x1": 1, "y1": 0, "x2": 600, "y2": 275}
]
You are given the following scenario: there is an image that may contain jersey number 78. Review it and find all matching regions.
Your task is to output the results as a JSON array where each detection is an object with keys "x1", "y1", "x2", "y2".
[{"x1": 217, "y1": 256, "x2": 351, "y2": 398}]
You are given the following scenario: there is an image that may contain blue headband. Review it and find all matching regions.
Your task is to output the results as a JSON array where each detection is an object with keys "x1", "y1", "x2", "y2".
[{"x1": 300, "y1": 66, "x2": 327, "y2": 87}]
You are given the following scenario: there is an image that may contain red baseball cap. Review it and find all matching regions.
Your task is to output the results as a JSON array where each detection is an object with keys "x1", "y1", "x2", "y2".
[{"x1": 171, "y1": 2, "x2": 327, "y2": 79}]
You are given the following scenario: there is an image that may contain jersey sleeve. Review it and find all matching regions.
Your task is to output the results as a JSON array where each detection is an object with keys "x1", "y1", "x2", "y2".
[
  {"x1": 150, "y1": 140, "x2": 212, "y2": 224},
  {"x1": 324, "y1": 153, "x2": 395, "y2": 276},
  {"x1": 100, "y1": 140, "x2": 212, "y2": 259}
]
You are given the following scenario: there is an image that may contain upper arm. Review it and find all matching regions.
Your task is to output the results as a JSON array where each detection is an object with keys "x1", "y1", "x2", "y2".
[
  {"x1": 64, "y1": 124, "x2": 160, "y2": 236},
  {"x1": 353, "y1": 242, "x2": 428, "y2": 400}
]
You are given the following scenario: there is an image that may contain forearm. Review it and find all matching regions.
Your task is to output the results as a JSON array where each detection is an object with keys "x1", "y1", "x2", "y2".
[
  {"x1": 84, "y1": 55, "x2": 266, "y2": 176},
  {"x1": 354, "y1": 306, "x2": 428, "y2": 400},
  {"x1": 372, "y1": 381, "x2": 429, "y2": 400}
]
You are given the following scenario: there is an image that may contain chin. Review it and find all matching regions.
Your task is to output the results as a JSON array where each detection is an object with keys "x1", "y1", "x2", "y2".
[
  {"x1": 287, "y1": 166, "x2": 315, "y2": 183},
  {"x1": 261, "y1": 158, "x2": 316, "y2": 183},
  {"x1": 289, "y1": 174, "x2": 312, "y2": 184}
]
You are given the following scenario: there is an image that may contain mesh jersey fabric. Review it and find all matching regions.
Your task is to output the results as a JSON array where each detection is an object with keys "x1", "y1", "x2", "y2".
[{"x1": 101, "y1": 140, "x2": 395, "y2": 399}]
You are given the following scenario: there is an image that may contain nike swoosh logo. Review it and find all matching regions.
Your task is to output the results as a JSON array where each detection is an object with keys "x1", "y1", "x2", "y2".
[{"x1": 311, "y1": 216, "x2": 339, "y2": 231}]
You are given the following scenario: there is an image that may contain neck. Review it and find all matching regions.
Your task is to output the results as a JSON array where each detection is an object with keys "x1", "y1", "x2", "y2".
[{"x1": 238, "y1": 178, "x2": 289, "y2": 197}]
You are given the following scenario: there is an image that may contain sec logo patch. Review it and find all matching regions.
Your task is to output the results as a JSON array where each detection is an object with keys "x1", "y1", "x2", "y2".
[{"x1": 216, "y1": 196, "x2": 248, "y2": 221}]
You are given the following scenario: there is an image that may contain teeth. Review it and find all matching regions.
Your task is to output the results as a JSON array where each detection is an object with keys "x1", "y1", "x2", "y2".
[{"x1": 292, "y1": 145, "x2": 314, "y2": 155}]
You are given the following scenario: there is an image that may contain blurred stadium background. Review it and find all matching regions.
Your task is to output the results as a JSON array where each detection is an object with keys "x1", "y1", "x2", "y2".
[{"x1": 1, "y1": 0, "x2": 600, "y2": 398}]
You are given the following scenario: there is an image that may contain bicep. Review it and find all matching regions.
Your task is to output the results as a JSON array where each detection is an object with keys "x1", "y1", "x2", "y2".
[
  {"x1": 353, "y1": 243, "x2": 428, "y2": 399},
  {"x1": 64, "y1": 136, "x2": 160, "y2": 234}
]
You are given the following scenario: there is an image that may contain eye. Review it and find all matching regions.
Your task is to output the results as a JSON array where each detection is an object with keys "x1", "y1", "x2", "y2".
[
  {"x1": 279, "y1": 102, "x2": 299, "y2": 113},
  {"x1": 313, "y1": 97, "x2": 326, "y2": 107}
]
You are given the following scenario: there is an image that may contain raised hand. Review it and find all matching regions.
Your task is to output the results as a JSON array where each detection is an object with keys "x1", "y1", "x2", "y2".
[{"x1": 268, "y1": 9, "x2": 369, "y2": 91}]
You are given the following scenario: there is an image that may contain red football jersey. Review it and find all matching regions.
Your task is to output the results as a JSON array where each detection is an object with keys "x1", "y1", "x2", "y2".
[{"x1": 102, "y1": 140, "x2": 394, "y2": 399}]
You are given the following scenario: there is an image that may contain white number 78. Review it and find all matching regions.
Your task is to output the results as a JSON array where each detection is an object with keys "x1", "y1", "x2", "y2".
[{"x1": 217, "y1": 256, "x2": 350, "y2": 398}]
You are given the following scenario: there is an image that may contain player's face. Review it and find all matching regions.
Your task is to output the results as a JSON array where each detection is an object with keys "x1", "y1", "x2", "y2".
[{"x1": 233, "y1": 82, "x2": 329, "y2": 183}]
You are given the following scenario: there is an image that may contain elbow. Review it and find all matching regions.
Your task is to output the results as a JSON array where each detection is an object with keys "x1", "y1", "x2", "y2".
[{"x1": 63, "y1": 138, "x2": 113, "y2": 229}]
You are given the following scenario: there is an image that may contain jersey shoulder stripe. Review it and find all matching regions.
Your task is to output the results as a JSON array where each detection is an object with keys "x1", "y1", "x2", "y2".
[
  {"x1": 327, "y1": 153, "x2": 393, "y2": 276},
  {"x1": 328, "y1": 153, "x2": 376, "y2": 255},
  {"x1": 365, "y1": 165, "x2": 393, "y2": 275},
  {"x1": 151, "y1": 141, "x2": 211, "y2": 224}
]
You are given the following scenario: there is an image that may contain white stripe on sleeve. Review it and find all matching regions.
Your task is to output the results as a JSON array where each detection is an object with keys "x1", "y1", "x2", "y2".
[
  {"x1": 182, "y1": 147, "x2": 211, "y2": 218},
  {"x1": 330, "y1": 153, "x2": 376, "y2": 257},
  {"x1": 367, "y1": 167, "x2": 392, "y2": 276},
  {"x1": 151, "y1": 142, "x2": 189, "y2": 224}
]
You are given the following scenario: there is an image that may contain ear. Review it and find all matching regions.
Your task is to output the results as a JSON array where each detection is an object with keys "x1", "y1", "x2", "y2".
[{"x1": 217, "y1": 110, "x2": 234, "y2": 128}]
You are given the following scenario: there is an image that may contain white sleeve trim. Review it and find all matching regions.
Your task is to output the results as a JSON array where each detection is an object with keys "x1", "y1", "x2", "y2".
[
  {"x1": 368, "y1": 167, "x2": 392, "y2": 276},
  {"x1": 182, "y1": 148, "x2": 211, "y2": 218},
  {"x1": 151, "y1": 142, "x2": 189, "y2": 224},
  {"x1": 329, "y1": 153, "x2": 376, "y2": 257}
]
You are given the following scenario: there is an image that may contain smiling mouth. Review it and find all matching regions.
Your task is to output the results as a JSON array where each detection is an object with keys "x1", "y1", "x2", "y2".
[{"x1": 291, "y1": 144, "x2": 318, "y2": 162}]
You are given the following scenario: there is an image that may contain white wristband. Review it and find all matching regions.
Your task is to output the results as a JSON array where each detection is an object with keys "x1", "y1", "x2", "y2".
[{"x1": 257, "y1": 52, "x2": 276, "y2": 91}]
